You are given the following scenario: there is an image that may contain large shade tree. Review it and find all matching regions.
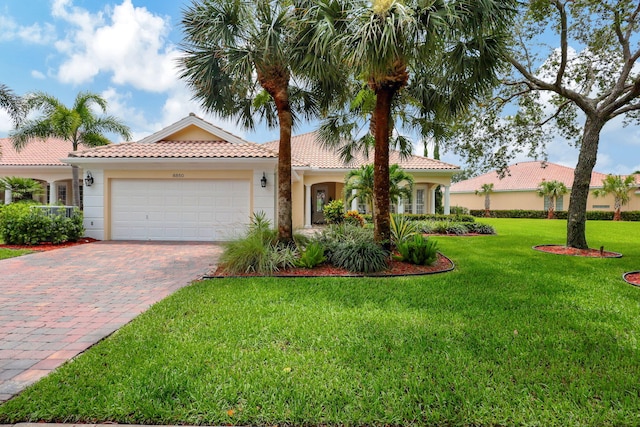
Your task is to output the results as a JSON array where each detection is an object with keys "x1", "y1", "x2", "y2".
[
  {"x1": 451, "y1": 0, "x2": 640, "y2": 248},
  {"x1": 11, "y1": 92, "x2": 131, "y2": 207},
  {"x1": 180, "y1": 0, "x2": 339, "y2": 243},
  {"x1": 301, "y1": 0, "x2": 516, "y2": 246}
]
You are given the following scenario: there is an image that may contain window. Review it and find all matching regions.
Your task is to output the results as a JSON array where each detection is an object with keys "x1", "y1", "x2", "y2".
[
  {"x1": 544, "y1": 195, "x2": 564, "y2": 211},
  {"x1": 592, "y1": 204, "x2": 610, "y2": 209},
  {"x1": 415, "y1": 189, "x2": 425, "y2": 214},
  {"x1": 402, "y1": 195, "x2": 412, "y2": 214},
  {"x1": 57, "y1": 183, "x2": 67, "y2": 204}
]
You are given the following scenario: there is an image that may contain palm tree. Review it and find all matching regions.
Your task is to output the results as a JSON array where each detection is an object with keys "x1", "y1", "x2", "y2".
[
  {"x1": 0, "y1": 177, "x2": 44, "y2": 202},
  {"x1": 345, "y1": 164, "x2": 414, "y2": 214},
  {"x1": 537, "y1": 180, "x2": 568, "y2": 219},
  {"x1": 303, "y1": 0, "x2": 516, "y2": 246},
  {"x1": 10, "y1": 92, "x2": 131, "y2": 207},
  {"x1": 179, "y1": 0, "x2": 339, "y2": 244},
  {"x1": 593, "y1": 175, "x2": 637, "y2": 221},
  {"x1": 0, "y1": 84, "x2": 24, "y2": 126},
  {"x1": 475, "y1": 183, "x2": 494, "y2": 217}
]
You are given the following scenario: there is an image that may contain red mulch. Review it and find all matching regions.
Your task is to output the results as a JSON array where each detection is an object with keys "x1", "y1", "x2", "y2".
[
  {"x1": 0, "y1": 237, "x2": 99, "y2": 252},
  {"x1": 207, "y1": 253, "x2": 454, "y2": 278},
  {"x1": 623, "y1": 272, "x2": 640, "y2": 286},
  {"x1": 533, "y1": 244, "x2": 622, "y2": 258}
]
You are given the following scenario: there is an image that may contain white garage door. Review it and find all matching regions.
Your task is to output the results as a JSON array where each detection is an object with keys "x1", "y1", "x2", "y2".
[{"x1": 111, "y1": 179, "x2": 251, "y2": 241}]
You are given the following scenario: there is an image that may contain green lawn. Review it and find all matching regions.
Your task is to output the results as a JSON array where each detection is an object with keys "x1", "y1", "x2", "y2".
[
  {"x1": 0, "y1": 247, "x2": 32, "y2": 260},
  {"x1": 1, "y1": 219, "x2": 639, "y2": 426}
]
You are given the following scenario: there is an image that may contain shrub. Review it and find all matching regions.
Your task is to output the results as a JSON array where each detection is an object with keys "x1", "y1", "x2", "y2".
[
  {"x1": 219, "y1": 212, "x2": 298, "y2": 275},
  {"x1": 0, "y1": 204, "x2": 83, "y2": 245},
  {"x1": 296, "y1": 241, "x2": 326, "y2": 268},
  {"x1": 323, "y1": 199, "x2": 345, "y2": 224},
  {"x1": 464, "y1": 222, "x2": 497, "y2": 235},
  {"x1": 344, "y1": 210, "x2": 365, "y2": 227},
  {"x1": 390, "y1": 214, "x2": 417, "y2": 245},
  {"x1": 430, "y1": 220, "x2": 468, "y2": 235},
  {"x1": 330, "y1": 239, "x2": 388, "y2": 273},
  {"x1": 395, "y1": 234, "x2": 438, "y2": 266},
  {"x1": 450, "y1": 205, "x2": 469, "y2": 215}
]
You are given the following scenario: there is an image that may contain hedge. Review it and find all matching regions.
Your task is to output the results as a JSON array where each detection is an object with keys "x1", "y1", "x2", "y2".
[
  {"x1": 0, "y1": 203, "x2": 84, "y2": 244},
  {"x1": 362, "y1": 213, "x2": 476, "y2": 223},
  {"x1": 469, "y1": 209, "x2": 640, "y2": 221}
]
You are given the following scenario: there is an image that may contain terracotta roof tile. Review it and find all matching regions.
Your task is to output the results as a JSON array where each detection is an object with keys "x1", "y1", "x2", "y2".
[
  {"x1": 450, "y1": 161, "x2": 611, "y2": 193},
  {"x1": 70, "y1": 140, "x2": 278, "y2": 159},
  {"x1": 264, "y1": 132, "x2": 459, "y2": 170},
  {"x1": 0, "y1": 137, "x2": 84, "y2": 166}
]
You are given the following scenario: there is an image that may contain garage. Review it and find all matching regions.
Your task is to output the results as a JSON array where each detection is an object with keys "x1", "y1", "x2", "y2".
[{"x1": 111, "y1": 179, "x2": 251, "y2": 241}]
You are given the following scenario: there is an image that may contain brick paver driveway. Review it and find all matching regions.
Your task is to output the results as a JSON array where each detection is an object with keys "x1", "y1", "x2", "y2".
[{"x1": 0, "y1": 241, "x2": 222, "y2": 402}]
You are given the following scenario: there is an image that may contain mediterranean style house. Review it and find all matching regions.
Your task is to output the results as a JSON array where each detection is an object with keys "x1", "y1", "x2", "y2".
[
  {"x1": 0, "y1": 137, "x2": 85, "y2": 206},
  {"x1": 450, "y1": 161, "x2": 640, "y2": 213},
  {"x1": 60, "y1": 114, "x2": 459, "y2": 241}
]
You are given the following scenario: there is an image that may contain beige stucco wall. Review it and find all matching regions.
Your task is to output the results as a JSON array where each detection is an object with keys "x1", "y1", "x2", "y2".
[
  {"x1": 166, "y1": 124, "x2": 224, "y2": 141},
  {"x1": 451, "y1": 189, "x2": 640, "y2": 212}
]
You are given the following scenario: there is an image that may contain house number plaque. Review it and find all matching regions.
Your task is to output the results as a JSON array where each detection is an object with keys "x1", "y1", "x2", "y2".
[{"x1": 172, "y1": 173, "x2": 185, "y2": 178}]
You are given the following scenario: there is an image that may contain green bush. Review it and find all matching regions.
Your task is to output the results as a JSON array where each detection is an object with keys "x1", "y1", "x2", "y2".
[
  {"x1": 0, "y1": 204, "x2": 83, "y2": 245},
  {"x1": 621, "y1": 211, "x2": 640, "y2": 221},
  {"x1": 330, "y1": 239, "x2": 389, "y2": 273},
  {"x1": 323, "y1": 199, "x2": 345, "y2": 224},
  {"x1": 219, "y1": 212, "x2": 298, "y2": 275},
  {"x1": 390, "y1": 214, "x2": 417, "y2": 245},
  {"x1": 464, "y1": 222, "x2": 497, "y2": 235},
  {"x1": 296, "y1": 241, "x2": 326, "y2": 268},
  {"x1": 395, "y1": 234, "x2": 438, "y2": 266},
  {"x1": 469, "y1": 209, "x2": 640, "y2": 221}
]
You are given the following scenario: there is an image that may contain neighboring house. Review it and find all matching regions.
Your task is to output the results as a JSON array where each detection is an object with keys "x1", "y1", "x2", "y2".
[
  {"x1": 64, "y1": 114, "x2": 459, "y2": 242},
  {"x1": 0, "y1": 138, "x2": 85, "y2": 205},
  {"x1": 450, "y1": 161, "x2": 640, "y2": 212}
]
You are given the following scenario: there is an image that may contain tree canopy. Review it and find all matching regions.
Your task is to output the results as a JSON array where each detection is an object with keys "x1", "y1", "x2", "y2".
[{"x1": 451, "y1": 0, "x2": 640, "y2": 248}]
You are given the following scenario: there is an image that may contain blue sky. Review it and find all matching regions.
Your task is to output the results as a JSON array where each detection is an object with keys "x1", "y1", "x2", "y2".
[{"x1": 0, "y1": 0, "x2": 638, "y2": 174}]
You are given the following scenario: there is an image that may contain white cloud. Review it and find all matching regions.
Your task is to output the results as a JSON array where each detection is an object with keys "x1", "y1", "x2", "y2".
[
  {"x1": 53, "y1": 0, "x2": 180, "y2": 92},
  {"x1": 30, "y1": 70, "x2": 46, "y2": 79},
  {"x1": 0, "y1": 14, "x2": 55, "y2": 44},
  {"x1": 0, "y1": 110, "x2": 13, "y2": 134}
]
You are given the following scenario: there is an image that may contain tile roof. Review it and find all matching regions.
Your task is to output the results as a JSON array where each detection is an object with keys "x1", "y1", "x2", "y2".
[
  {"x1": 0, "y1": 137, "x2": 83, "y2": 166},
  {"x1": 69, "y1": 140, "x2": 278, "y2": 159},
  {"x1": 263, "y1": 132, "x2": 459, "y2": 171},
  {"x1": 450, "y1": 161, "x2": 611, "y2": 193}
]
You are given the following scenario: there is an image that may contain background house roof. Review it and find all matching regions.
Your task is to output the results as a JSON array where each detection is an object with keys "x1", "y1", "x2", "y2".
[
  {"x1": 450, "y1": 161, "x2": 612, "y2": 193},
  {"x1": 0, "y1": 138, "x2": 83, "y2": 167},
  {"x1": 69, "y1": 140, "x2": 278, "y2": 159},
  {"x1": 263, "y1": 132, "x2": 459, "y2": 171}
]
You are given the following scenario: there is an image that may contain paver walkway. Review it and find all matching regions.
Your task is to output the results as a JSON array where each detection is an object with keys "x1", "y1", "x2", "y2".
[{"x1": 0, "y1": 241, "x2": 222, "y2": 402}]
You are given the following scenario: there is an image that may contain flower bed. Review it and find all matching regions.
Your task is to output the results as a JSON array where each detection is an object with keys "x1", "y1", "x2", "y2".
[{"x1": 533, "y1": 244, "x2": 622, "y2": 258}]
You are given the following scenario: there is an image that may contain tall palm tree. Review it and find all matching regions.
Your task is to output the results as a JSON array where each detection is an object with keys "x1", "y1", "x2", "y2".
[
  {"x1": 593, "y1": 175, "x2": 637, "y2": 221},
  {"x1": 302, "y1": 0, "x2": 516, "y2": 246},
  {"x1": 345, "y1": 163, "x2": 414, "y2": 214},
  {"x1": 537, "y1": 180, "x2": 568, "y2": 219},
  {"x1": 179, "y1": 0, "x2": 340, "y2": 244},
  {"x1": 475, "y1": 183, "x2": 495, "y2": 217},
  {"x1": 11, "y1": 92, "x2": 131, "y2": 207}
]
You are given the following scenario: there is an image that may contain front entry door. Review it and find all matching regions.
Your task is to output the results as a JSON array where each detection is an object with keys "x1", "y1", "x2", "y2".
[{"x1": 312, "y1": 184, "x2": 328, "y2": 224}]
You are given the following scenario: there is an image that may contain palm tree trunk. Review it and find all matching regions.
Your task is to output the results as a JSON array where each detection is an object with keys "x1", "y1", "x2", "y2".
[
  {"x1": 567, "y1": 116, "x2": 605, "y2": 248},
  {"x1": 373, "y1": 87, "x2": 393, "y2": 248},
  {"x1": 273, "y1": 89, "x2": 293, "y2": 244}
]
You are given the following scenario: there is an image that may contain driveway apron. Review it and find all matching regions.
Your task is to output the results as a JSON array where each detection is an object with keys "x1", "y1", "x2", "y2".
[{"x1": 0, "y1": 241, "x2": 222, "y2": 402}]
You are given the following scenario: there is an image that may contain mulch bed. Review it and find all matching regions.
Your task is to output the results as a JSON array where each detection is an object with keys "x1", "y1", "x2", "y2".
[
  {"x1": 0, "y1": 237, "x2": 99, "y2": 252},
  {"x1": 623, "y1": 272, "x2": 640, "y2": 287},
  {"x1": 533, "y1": 244, "x2": 622, "y2": 258},
  {"x1": 205, "y1": 252, "x2": 454, "y2": 278}
]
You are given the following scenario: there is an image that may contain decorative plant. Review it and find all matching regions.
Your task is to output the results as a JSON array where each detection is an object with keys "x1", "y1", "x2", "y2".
[
  {"x1": 537, "y1": 180, "x2": 568, "y2": 219},
  {"x1": 0, "y1": 176, "x2": 44, "y2": 202},
  {"x1": 390, "y1": 214, "x2": 417, "y2": 246},
  {"x1": 475, "y1": 183, "x2": 494, "y2": 217},
  {"x1": 323, "y1": 199, "x2": 345, "y2": 224},
  {"x1": 344, "y1": 210, "x2": 365, "y2": 227},
  {"x1": 296, "y1": 242, "x2": 326, "y2": 269},
  {"x1": 395, "y1": 234, "x2": 438, "y2": 266}
]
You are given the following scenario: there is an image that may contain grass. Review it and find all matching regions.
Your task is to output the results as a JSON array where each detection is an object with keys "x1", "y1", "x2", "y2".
[
  {"x1": 0, "y1": 247, "x2": 32, "y2": 260},
  {"x1": 1, "y1": 218, "x2": 639, "y2": 426}
]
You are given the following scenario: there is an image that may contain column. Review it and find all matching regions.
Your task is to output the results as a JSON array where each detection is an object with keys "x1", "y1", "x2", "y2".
[
  {"x1": 351, "y1": 189, "x2": 358, "y2": 212},
  {"x1": 398, "y1": 197, "x2": 404, "y2": 214},
  {"x1": 4, "y1": 188, "x2": 11, "y2": 205},
  {"x1": 430, "y1": 186, "x2": 436, "y2": 214},
  {"x1": 48, "y1": 181, "x2": 57, "y2": 205},
  {"x1": 304, "y1": 184, "x2": 312, "y2": 228},
  {"x1": 444, "y1": 185, "x2": 451, "y2": 215}
]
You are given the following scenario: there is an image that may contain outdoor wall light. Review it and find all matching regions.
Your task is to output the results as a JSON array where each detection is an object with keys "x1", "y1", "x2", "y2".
[
  {"x1": 84, "y1": 171, "x2": 94, "y2": 187},
  {"x1": 261, "y1": 172, "x2": 267, "y2": 188}
]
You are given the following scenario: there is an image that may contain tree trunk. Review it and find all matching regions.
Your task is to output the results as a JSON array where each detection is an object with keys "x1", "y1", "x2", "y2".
[
  {"x1": 372, "y1": 87, "x2": 394, "y2": 248},
  {"x1": 566, "y1": 116, "x2": 605, "y2": 249},
  {"x1": 547, "y1": 206, "x2": 555, "y2": 219},
  {"x1": 71, "y1": 165, "x2": 80, "y2": 207},
  {"x1": 273, "y1": 90, "x2": 293, "y2": 244}
]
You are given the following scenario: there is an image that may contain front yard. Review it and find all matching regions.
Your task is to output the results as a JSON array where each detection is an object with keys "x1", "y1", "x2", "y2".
[{"x1": 1, "y1": 219, "x2": 639, "y2": 426}]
